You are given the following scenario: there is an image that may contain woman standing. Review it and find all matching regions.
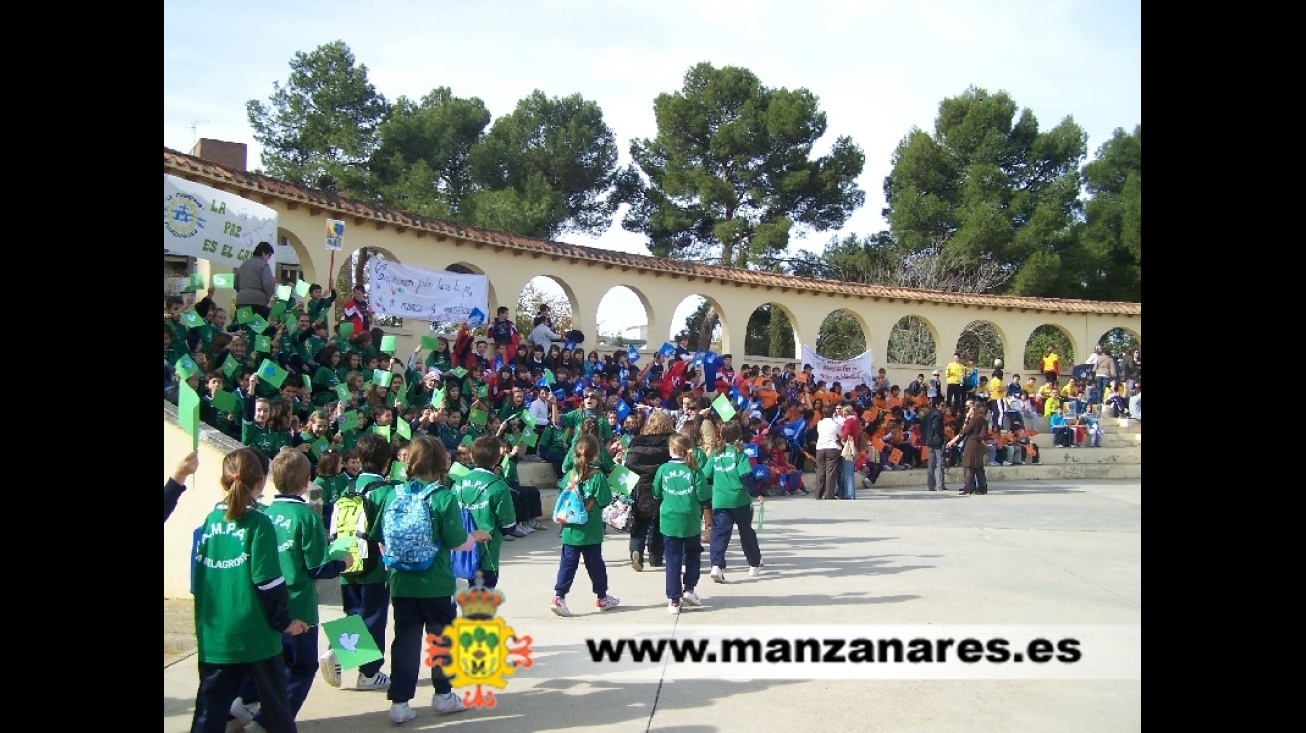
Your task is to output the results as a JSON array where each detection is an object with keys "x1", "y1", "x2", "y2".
[
  {"x1": 625, "y1": 410, "x2": 676, "y2": 570},
  {"x1": 837, "y1": 404, "x2": 862, "y2": 500},
  {"x1": 948, "y1": 403, "x2": 989, "y2": 495},
  {"x1": 813, "y1": 405, "x2": 842, "y2": 500}
]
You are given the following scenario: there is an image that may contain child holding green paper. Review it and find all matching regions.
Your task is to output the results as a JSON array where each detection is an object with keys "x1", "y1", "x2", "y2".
[
  {"x1": 653, "y1": 433, "x2": 713, "y2": 615},
  {"x1": 305, "y1": 283, "x2": 336, "y2": 325},
  {"x1": 550, "y1": 435, "x2": 620, "y2": 618},
  {"x1": 232, "y1": 449, "x2": 346, "y2": 729}
]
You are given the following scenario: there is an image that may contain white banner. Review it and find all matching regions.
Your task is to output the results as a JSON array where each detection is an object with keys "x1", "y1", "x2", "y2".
[
  {"x1": 367, "y1": 259, "x2": 489, "y2": 323},
  {"x1": 163, "y1": 174, "x2": 278, "y2": 269},
  {"x1": 801, "y1": 345, "x2": 875, "y2": 387}
]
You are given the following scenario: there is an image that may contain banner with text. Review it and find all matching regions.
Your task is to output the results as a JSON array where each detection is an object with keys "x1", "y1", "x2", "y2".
[
  {"x1": 163, "y1": 174, "x2": 278, "y2": 269},
  {"x1": 801, "y1": 345, "x2": 875, "y2": 387},
  {"x1": 366, "y1": 259, "x2": 489, "y2": 324}
]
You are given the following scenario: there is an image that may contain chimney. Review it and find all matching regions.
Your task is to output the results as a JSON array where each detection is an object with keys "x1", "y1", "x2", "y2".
[{"x1": 189, "y1": 139, "x2": 247, "y2": 171}]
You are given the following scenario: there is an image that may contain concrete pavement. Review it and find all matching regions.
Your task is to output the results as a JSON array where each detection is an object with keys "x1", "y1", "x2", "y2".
[{"x1": 164, "y1": 479, "x2": 1142, "y2": 732}]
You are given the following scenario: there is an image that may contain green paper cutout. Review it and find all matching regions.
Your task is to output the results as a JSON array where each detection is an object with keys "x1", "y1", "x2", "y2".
[
  {"x1": 505, "y1": 433, "x2": 518, "y2": 446},
  {"x1": 212, "y1": 273, "x2": 234, "y2": 289},
  {"x1": 336, "y1": 384, "x2": 351, "y2": 402},
  {"x1": 302, "y1": 374, "x2": 313, "y2": 391},
  {"x1": 339, "y1": 410, "x2": 360, "y2": 432},
  {"x1": 322, "y1": 615, "x2": 383, "y2": 671},
  {"x1": 388, "y1": 393, "x2": 406, "y2": 410},
  {"x1": 373, "y1": 369, "x2": 394, "y2": 388},
  {"x1": 607, "y1": 464, "x2": 639, "y2": 496},
  {"x1": 621, "y1": 434, "x2": 631, "y2": 448},
  {"x1": 460, "y1": 434, "x2": 475, "y2": 448},
  {"x1": 188, "y1": 272, "x2": 205, "y2": 289},
  {"x1": 175, "y1": 356, "x2": 198, "y2": 380},
  {"x1": 380, "y1": 335, "x2": 397, "y2": 354},
  {"x1": 326, "y1": 536, "x2": 353, "y2": 561},
  {"x1": 236, "y1": 307, "x2": 254, "y2": 324},
  {"x1": 543, "y1": 368, "x2": 555, "y2": 385},
  {"x1": 248, "y1": 315, "x2": 269, "y2": 335},
  {"x1": 431, "y1": 388, "x2": 445, "y2": 409},
  {"x1": 178, "y1": 383, "x2": 200, "y2": 450},
  {"x1": 711, "y1": 392, "x2": 737, "y2": 421},
  {"x1": 338, "y1": 322, "x2": 354, "y2": 339},
  {"x1": 310, "y1": 438, "x2": 330, "y2": 457},
  {"x1": 372, "y1": 424, "x2": 392, "y2": 440},
  {"x1": 396, "y1": 418, "x2": 412, "y2": 440},
  {"x1": 448, "y1": 462, "x2": 470, "y2": 481},
  {"x1": 221, "y1": 358, "x2": 239, "y2": 379},
  {"x1": 421, "y1": 335, "x2": 440, "y2": 350},
  {"x1": 449, "y1": 366, "x2": 468, "y2": 379},
  {"x1": 269, "y1": 302, "x2": 287, "y2": 323},
  {"x1": 389, "y1": 461, "x2": 407, "y2": 481},
  {"x1": 468, "y1": 407, "x2": 488, "y2": 426},
  {"x1": 522, "y1": 428, "x2": 539, "y2": 447},
  {"x1": 520, "y1": 409, "x2": 536, "y2": 428},
  {"x1": 255, "y1": 335, "x2": 273, "y2": 354},
  {"x1": 280, "y1": 308, "x2": 298, "y2": 324},
  {"x1": 256, "y1": 359, "x2": 288, "y2": 388},
  {"x1": 476, "y1": 384, "x2": 487, "y2": 399},
  {"x1": 181, "y1": 310, "x2": 205, "y2": 329},
  {"x1": 756, "y1": 503, "x2": 765, "y2": 531},
  {"x1": 294, "y1": 279, "x2": 311, "y2": 299},
  {"x1": 211, "y1": 390, "x2": 238, "y2": 414},
  {"x1": 275, "y1": 284, "x2": 292, "y2": 302}
]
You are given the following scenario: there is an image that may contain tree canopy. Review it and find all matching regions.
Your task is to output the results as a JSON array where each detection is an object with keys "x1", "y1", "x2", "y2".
[
  {"x1": 246, "y1": 40, "x2": 389, "y2": 193},
  {"x1": 620, "y1": 62, "x2": 866, "y2": 268}
]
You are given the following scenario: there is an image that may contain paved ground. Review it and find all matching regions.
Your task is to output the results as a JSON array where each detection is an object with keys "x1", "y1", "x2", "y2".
[{"x1": 164, "y1": 479, "x2": 1141, "y2": 732}]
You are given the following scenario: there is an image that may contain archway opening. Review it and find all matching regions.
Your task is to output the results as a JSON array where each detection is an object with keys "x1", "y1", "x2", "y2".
[
  {"x1": 885, "y1": 315, "x2": 937, "y2": 367},
  {"x1": 516, "y1": 276, "x2": 576, "y2": 338},
  {"x1": 595, "y1": 285, "x2": 651, "y2": 349},
  {"x1": 1023, "y1": 324, "x2": 1075, "y2": 374},
  {"x1": 744, "y1": 303, "x2": 797, "y2": 359},
  {"x1": 1097, "y1": 327, "x2": 1141, "y2": 355},
  {"x1": 670, "y1": 295, "x2": 724, "y2": 352},
  {"x1": 815, "y1": 309, "x2": 868, "y2": 361},
  {"x1": 955, "y1": 321, "x2": 1005, "y2": 370}
]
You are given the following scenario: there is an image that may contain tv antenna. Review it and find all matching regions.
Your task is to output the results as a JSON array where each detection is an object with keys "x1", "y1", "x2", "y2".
[{"x1": 190, "y1": 118, "x2": 210, "y2": 143}]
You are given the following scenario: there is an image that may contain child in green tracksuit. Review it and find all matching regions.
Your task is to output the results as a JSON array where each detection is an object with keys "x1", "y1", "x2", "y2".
[
  {"x1": 702, "y1": 422, "x2": 764, "y2": 583},
  {"x1": 549, "y1": 435, "x2": 621, "y2": 618},
  {"x1": 190, "y1": 448, "x2": 309, "y2": 733},
  {"x1": 452, "y1": 435, "x2": 516, "y2": 589},
  {"x1": 232, "y1": 449, "x2": 346, "y2": 729},
  {"x1": 653, "y1": 433, "x2": 713, "y2": 615}
]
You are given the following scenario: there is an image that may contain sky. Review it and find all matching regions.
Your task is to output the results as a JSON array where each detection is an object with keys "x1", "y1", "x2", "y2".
[{"x1": 164, "y1": 0, "x2": 1141, "y2": 340}]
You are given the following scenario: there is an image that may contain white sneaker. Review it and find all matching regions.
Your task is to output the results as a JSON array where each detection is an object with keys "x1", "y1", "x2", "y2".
[
  {"x1": 530, "y1": 519, "x2": 549, "y2": 530},
  {"x1": 749, "y1": 566, "x2": 762, "y2": 577},
  {"x1": 356, "y1": 671, "x2": 391, "y2": 691},
  {"x1": 682, "y1": 590, "x2": 702, "y2": 607},
  {"x1": 709, "y1": 566, "x2": 725, "y2": 583},
  {"x1": 227, "y1": 698, "x2": 257, "y2": 729},
  {"x1": 596, "y1": 594, "x2": 621, "y2": 611},
  {"x1": 318, "y1": 649, "x2": 342, "y2": 688},
  {"x1": 550, "y1": 596, "x2": 572, "y2": 617},
  {"x1": 388, "y1": 702, "x2": 416, "y2": 723},
  {"x1": 518, "y1": 523, "x2": 534, "y2": 535},
  {"x1": 432, "y1": 691, "x2": 468, "y2": 714},
  {"x1": 668, "y1": 601, "x2": 681, "y2": 615}
]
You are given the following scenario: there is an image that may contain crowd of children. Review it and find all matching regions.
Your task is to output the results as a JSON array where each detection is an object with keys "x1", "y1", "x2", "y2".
[{"x1": 167, "y1": 284, "x2": 1138, "y2": 729}]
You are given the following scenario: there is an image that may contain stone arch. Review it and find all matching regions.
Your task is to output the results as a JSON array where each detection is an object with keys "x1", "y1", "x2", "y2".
[
  {"x1": 595, "y1": 285, "x2": 653, "y2": 347},
  {"x1": 443, "y1": 261, "x2": 499, "y2": 318},
  {"x1": 275, "y1": 229, "x2": 315, "y2": 285},
  {"x1": 1096, "y1": 326, "x2": 1141, "y2": 357},
  {"x1": 1022, "y1": 324, "x2": 1076, "y2": 372},
  {"x1": 955, "y1": 320, "x2": 1007, "y2": 370},
  {"x1": 334, "y1": 246, "x2": 403, "y2": 327},
  {"x1": 516, "y1": 275, "x2": 578, "y2": 340},
  {"x1": 744, "y1": 302, "x2": 799, "y2": 359},
  {"x1": 815, "y1": 308, "x2": 869, "y2": 360},
  {"x1": 885, "y1": 314, "x2": 938, "y2": 367},
  {"x1": 670, "y1": 294, "x2": 728, "y2": 352}
]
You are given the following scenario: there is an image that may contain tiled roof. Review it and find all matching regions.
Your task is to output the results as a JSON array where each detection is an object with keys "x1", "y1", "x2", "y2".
[{"x1": 164, "y1": 147, "x2": 1140, "y2": 316}]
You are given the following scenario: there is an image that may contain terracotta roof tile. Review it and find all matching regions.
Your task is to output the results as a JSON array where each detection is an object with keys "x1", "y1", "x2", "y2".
[{"x1": 164, "y1": 147, "x2": 1140, "y2": 316}]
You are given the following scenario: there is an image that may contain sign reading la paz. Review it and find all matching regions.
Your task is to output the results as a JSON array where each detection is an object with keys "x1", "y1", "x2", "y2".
[{"x1": 163, "y1": 174, "x2": 278, "y2": 269}]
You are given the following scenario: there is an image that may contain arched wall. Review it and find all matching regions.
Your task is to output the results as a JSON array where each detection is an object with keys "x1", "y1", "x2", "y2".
[{"x1": 166, "y1": 153, "x2": 1140, "y2": 375}]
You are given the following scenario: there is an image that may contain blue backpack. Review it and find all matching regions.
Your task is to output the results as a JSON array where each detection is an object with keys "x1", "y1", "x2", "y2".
[
  {"x1": 553, "y1": 484, "x2": 590, "y2": 525},
  {"x1": 451, "y1": 488, "x2": 485, "y2": 581},
  {"x1": 381, "y1": 481, "x2": 440, "y2": 572}
]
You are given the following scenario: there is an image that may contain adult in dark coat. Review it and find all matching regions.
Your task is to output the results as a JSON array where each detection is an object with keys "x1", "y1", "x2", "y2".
[
  {"x1": 624, "y1": 410, "x2": 675, "y2": 571},
  {"x1": 948, "y1": 403, "x2": 989, "y2": 495}
]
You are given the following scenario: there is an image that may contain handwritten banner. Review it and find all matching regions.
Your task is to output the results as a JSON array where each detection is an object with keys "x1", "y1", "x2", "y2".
[
  {"x1": 800, "y1": 345, "x2": 875, "y2": 387},
  {"x1": 366, "y1": 259, "x2": 489, "y2": 324},
  {"x1": 163, "y1": 174, "x2": 278, "y2": 269}
]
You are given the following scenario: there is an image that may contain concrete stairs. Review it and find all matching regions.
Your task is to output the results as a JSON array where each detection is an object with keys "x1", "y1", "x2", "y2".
[{"x1": 852, "y1": 416, "x2": 1141, "y2": 488}]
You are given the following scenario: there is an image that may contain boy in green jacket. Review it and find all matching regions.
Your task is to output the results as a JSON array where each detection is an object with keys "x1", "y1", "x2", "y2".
[
  {"x1": 702, "y1": 422, "x2": 764, "y2": 583},
  {"x1": 452, "y1": 436, "x2": 516, "y2": 589}
]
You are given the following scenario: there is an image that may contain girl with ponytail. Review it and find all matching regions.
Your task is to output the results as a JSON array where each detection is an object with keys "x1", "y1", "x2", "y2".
[{"x1": 191, "y1": 447, "x2": 308, "y2": 733}]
